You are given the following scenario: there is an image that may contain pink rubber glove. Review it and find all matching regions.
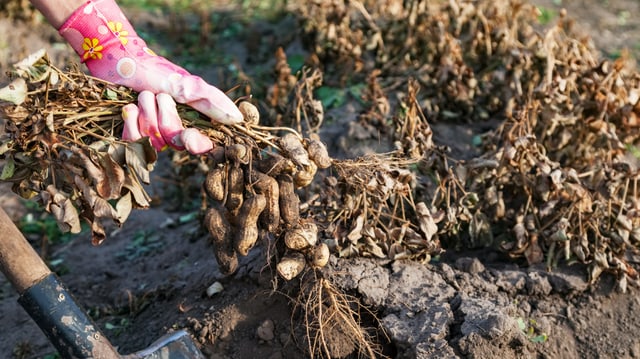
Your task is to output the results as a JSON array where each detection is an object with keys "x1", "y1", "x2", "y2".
[{"x1": 59, "y1": 0, "x2": 243, "y2": 153}]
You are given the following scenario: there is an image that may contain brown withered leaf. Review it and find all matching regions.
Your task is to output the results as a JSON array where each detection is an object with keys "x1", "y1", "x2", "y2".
[
  {"x1": 124, "y1": 138, "x2": 157, "y2": 185},
  {"x1": 115, "y1": 192, "x2": 133, "y2": 224},
  {"x1": 347, "y1": 214, "x2": 365, "y2": 243},
  {"x1": 123, "y1": 171, "x2": 151, "y2": 208},
  {"x1": 72, "y1": 147, "x2": 125, "y2": 200},
  {"x1": 90, "y1": 219, "x2": 107, "y2": 246},
  {"x1": 524, "y1": 235, "x2": 544, "y2": 265},
  {"x1": 93, "y1": 151, "x2": 125, "y2": 200},
  {"x1": 415, "y1": 202, "x2": 438, "y2": 242},
  {"x1": 74, "y1": 175, "x2": 117, "y2": 220},
  {"x1": 41, "y1": 185, "x2": 81, "y2": 234}
]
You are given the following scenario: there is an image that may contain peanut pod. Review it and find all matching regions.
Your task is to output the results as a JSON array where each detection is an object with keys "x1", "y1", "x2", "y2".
[
  {"x1": 209, "y1": 146, "x2": 226, "y2": 165},
  {"x1": 249, "y1": 170, "x2": 280, "y2": 233},
  {"x1": 308, "y1": 242, "x2": 330, "y2": 268},
  {"x1": 256, "y1": 152, "x2": 296, "y2": 176},
  {"x1": 293, "y1": 161, "x2": 317, "y2": 188},
  {"x1": 226, "y1": 143, "x2": 250, "y2": 165},
  {"x1": 238, "y1": 101, "x2": 260, "y2": 125},
  {"x1": 277, "y1": 252, "x2": 306, "y2": 281},
  {"x1": 284, "y1": 221, "x2": 318, "y2": 251},
  {"x1": 204, "y1": 207, "x2": 238, "y2": 275},
  {"x1": 225, "y1": 166, "x2": 244, "y2": 214},
  {"x1": 234, "y1": 194, "x2": 267, "y2": 256},
  {"x1": 305, "y1": 137, "x2": 332, "y2": 169},
  {"x1": 277, "y1": 174, "x2": 299, "y2": 227},
  {"x1": 204, "y1": 166, "x2": 226, "y2": 202},
  {"x1": 278, "y1": 133, "x2": 311, "y2": 168}
]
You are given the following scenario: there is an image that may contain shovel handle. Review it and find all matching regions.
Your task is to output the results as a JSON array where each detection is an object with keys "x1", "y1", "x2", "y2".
[{"x1": 0, "y1": 206, "x2": 51, "y2": 293}]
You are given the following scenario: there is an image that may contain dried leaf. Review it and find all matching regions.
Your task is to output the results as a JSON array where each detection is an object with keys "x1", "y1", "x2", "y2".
[
  {"x1": 42, "y1": 185, "x2": 81, "y2": 234},
  {"x1": 124, "y1": 138, "x2": 157, "y2": 184},
  {"x1": 347, "y1": 214, "x2": 365, "y2": 242},
  {"x1": 0, "y1": 78, "x2": 28, "y2": 105},
  {"x1": 415, "y1": 202, "x2": 437, "y2": 241},
  {"x1": 74, "y1": 176, "x2": 117, "y2": 220},
  {"x1": 91, "y1": 219, "x2": 107, "y2": 246},
  {"x1": 123, "y1": 172, "x2": 151, "y2": 208},
  {"x1": 115, "y1": 192, "x2": 133, "y2": 224},
  {"x1": 94, "y1": 152, "x2": 125, "y2": 200}
]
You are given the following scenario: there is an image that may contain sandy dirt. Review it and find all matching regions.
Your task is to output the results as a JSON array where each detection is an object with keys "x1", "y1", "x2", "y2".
[{"x1": 2, "y1": 1, "x2": 640, "y2": 358}]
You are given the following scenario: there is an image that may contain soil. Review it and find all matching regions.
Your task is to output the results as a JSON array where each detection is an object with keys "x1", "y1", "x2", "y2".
[{"x1": 1, "y1": 1, "x2": 640, "y2": 358}]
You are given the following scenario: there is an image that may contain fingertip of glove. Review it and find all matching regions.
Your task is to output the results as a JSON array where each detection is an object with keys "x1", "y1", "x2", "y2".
[
  {"x1": 214, "y1": 105, "x2": 244, "y2": 125},
  {"x1": 182, "y1": 128, "x2": 213, "y2": 155}
]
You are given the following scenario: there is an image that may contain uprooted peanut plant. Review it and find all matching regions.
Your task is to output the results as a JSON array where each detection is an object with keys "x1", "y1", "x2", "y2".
[{"x1": 1, "y1": 0, "x2": 640, "y2": 357}]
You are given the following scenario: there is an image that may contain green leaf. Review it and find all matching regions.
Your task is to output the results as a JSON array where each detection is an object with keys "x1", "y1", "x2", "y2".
[
  {"x1": 104, "y1": 88, "x2": 118, "y2": 101},
  {"x1": 316, "y1": 86, "x2": 346, "y2": 109},
  {"x1": 0, "y1": 156, "x2": 15, "y2": 180},
  {"x1": 178, "y1": 211, "x2": 198, "y2": 224},
  {"x1": 537, "y1": 6, "x2": 557, "y2": 25},
  {"x1": 625, "y1": 144, "x2": 640, "y2": 159},
  {"x1": 516, "y1": 317, "x2": 526, "y2": 331},
  {"x1": 530, "y1": 333, "x2": 548, "y2": 343},
  {"x1": 287, "y1": 54, "x2": 306, "y2": 73}
]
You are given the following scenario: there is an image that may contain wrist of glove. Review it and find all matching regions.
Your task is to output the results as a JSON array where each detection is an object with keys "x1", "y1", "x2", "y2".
[{"x1": 59, "y1": 0, "x2": 243, "y2": 154}]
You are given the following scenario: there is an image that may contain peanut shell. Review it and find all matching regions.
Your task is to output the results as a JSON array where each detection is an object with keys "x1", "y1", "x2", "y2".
[
  {"x1": 234, "y1": 194, "x2": 267, "y2": 256},
  {"x1": 309, "y1": 242, "x2": 330, "y2": 268},
  {"x1": 226, "y1": 143, "x2": 250, "y2": 165},
  {"x1": 204, "y1": 166, "x2": 226, "y2": 202},
  {"x1": 277, "y1": 252, "x2": 306, "y2": 280},
  {"x1": 204, "y1": 207, "x2": 238, "y2": 275},
  {"x1": 225, "y1": 166, "x2": 244, "y2": 213},
  {"x1": 277, "y1": 174, "x2": 299, "y2": 227},
  {"x1": 284, "y1": 221, "x2": 318, "y2": 251},
  {"x1": 238, "y1": 101, "x2": 260, "y2": 125},
  {"x1": 278, "y1": 133, "x2": 311, "y2": 168},
  {"x1": 305, "y1": 137, "x2": 332, "y2": 169},
  {"x1": 293, "y1": 161, "x2": 317, "y2": 188},
  {"x1": 250, "y1": 170, "x2": 280, "y2": 233}
]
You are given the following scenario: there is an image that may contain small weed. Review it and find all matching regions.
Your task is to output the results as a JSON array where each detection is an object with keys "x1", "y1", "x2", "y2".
[
  {"x1": 48, "y1": 257, "x2": 70, "y2": 276},
  {"x1": 105, "y1": 318, "x2": 131, "y2": 337},
  {"x1": 316, "y1": 84, "x2": 365, "y2": 109},
  {"x1": 617, "y1": 10, "x2": 631, "y2": 26},
  {"x1": 19, "y1": 202, "x2": 78, "y2": 246},
  {"x1": 117, "y1": 230, "x2": 164, "y2": 261},
  {"x1": 517, "y1": 317, "x2": 549, "y2": 343},
  {"x1": 626, "y1": 144, "x2": 640, "y2": 159},
  {"x1": 537, "y1": 6, "x2": 557, "y2": 25}
]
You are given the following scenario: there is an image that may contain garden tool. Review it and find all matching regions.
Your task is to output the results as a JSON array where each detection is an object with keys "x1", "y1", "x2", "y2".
[{"x1": 0, "y1": 207, "x2": 205, "y2": 358}]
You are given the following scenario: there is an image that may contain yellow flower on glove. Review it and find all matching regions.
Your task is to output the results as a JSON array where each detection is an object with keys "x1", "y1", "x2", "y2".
[
  {"x1": 108, "y1": 21, "x2": 129, "y2": 45},
  {"x1": 82, "y1": 38, "x2": 103, "y2": 60}
]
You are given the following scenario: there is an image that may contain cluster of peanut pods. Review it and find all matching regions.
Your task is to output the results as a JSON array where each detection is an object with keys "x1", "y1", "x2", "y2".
[{"x1": 203, "y1": 102, "x2": 331, "y2": 279}]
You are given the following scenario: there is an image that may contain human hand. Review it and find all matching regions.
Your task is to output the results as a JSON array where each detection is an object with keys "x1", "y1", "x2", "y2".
[{"x1": 58, "y1": 0, "x2": 243, "y2": 153}]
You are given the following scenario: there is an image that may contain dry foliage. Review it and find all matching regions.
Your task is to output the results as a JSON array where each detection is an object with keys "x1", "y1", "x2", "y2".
[{"x1": 293, "y1": 0, "x2": 640, "y2": 291}]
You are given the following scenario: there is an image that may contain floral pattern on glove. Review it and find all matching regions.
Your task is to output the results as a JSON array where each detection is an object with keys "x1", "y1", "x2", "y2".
[
  {"x1": 59, "y1": 0, "x2": 243, "y2": 154},
  {"x1": 82, "y1": 38, "x2": 103, "y2": 60}
]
